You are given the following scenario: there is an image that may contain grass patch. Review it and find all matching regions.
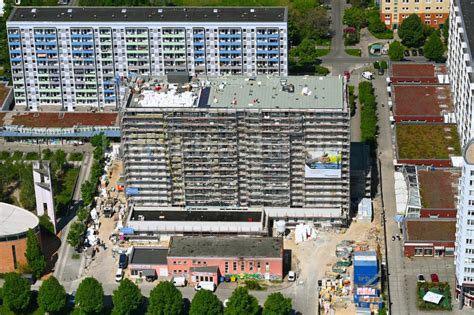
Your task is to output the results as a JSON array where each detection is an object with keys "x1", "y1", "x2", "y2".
[
  {"x1": 0, "y1": 151, "x2": 10, "y2": 160},
  {"x1": 345, "y1": 48, "x2": 361, "y2": 57},
  {"x1": 315, "y1": 65, "x2": 330, "y2": 76},
  {"x1": 370, "y1": 30, "x2": 394, "y2": 39},
  {"x1": 72, "y1": 253, "x2": 81, "y2": 260},
  {"x1": 315, "y1": 38, "x2": 331, "y2": 46},
  {"x1": 54, "y1": 167, "x2": 80, "y2": 214},
  {"x1": 396, "y1": 124, "x2": 461, "y2": 160},
  {"x1": 24, "y1": 152, "x2": 40, "y2": 160},
  {"x1": 69, "y1": 152, "x2": 84, "y2": 162},
  {"x1": 245, "y1": 279, "x2": 267, "y2": 291},
  {"x1": 417, "y1": 282, "x2": 452, "y2": 311},
  {"x1": 315, "y1": 48, "x2": 330, "y2": 57},
  {"x1": 11, "y1": 151, "x2": 23, "y2": 160}
]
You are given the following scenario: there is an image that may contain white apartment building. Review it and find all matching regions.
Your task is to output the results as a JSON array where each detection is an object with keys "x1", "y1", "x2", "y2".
[
  {"x1": 455, "y1": 140, "x2": 474, "y2": 307},
  {"x1": 6, "y1": 7, "x2": 288, "y2": 112},
  {"x1": 120, "y1": 74, "x2": 351, "y2": 228},
  {"x1": 447, "y1": 0, "x2": 474, "y2": 147}
]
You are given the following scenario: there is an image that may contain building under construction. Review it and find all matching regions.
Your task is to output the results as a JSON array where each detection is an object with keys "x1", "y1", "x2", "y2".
[{"x1": 120, "y1": 73, "x2": 350, "y2": 231}]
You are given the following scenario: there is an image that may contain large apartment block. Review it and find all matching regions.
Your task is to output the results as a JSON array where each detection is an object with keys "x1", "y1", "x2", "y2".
[
  {"x1": 121, "y1": 74, "x2": 350, "y2": 227},
  {"x1": 455, "y1": 140, "x2": 474, "y2": 307},
  {"x1": 447, "y1": 0, "x2": 474, "y2": 147},
  {"x1": 6, "y1": 7, "x2": 288, "y2": 112},
  {"x1": 379, "y1": 0, "x2": 449, "y2": 29}
]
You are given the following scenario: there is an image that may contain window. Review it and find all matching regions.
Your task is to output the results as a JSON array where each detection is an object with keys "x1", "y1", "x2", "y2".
[
  {"x1": 415, "y1": 248, "x2": 424, "y2": 256},
  {"x1": 11, "y1": 245, "x2": 17, "y2": 269},
  {"x1": 225, "y1": 262, "x2": 229, "y2": 273},
  {"x1": 240, "y1": 262, "x2": 245, "y2": 271},
  {"x1": 233, "y1": 261, "x2": 237, "y2": 271},
  {"x1": 467, "y1": 239, "x2": 473, "y2": 245},
  {"x1": 265, "y1": 262, "x2": 270, "y2": 272},
  {"x1": 424, "y1": 248, "x2": 433, "y2": 256},
  {"x1": 425, "y1": 14, "x2": 432, "y2": 18},
  {"x1": 385, "y1": 14, "x2": 391, "y2": 18}
]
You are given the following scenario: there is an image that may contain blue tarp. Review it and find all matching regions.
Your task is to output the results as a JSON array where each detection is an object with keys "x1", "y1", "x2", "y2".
[{"x1": 120, "y1": 227, "x2": 135, "y2": 235}]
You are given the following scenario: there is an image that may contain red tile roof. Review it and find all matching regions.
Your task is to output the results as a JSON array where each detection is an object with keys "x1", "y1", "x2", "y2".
[
  {"x1": 418, "y1": 169, "x2": 459, "y2": 209},
  {"x1": 391, "y1": 63, "x2": 435, "y2": 78},
  {"x1": 393, "y1": 85, "x2": 452, "y2": 117},
  {"x1": 9, "y1": 112, "x2": 118, "y2": 128}
]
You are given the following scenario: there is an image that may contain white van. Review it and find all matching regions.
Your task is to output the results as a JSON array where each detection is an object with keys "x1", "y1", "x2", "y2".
[
  {"x1": 172, "y1": 276, "x2": 187, "y2": 287},
  {"x1": 194, "y1": 281, "x2": 216, "y2": 292},
  {"x1": 115, "y1": 268, "x2": 124, "y2": 282}
]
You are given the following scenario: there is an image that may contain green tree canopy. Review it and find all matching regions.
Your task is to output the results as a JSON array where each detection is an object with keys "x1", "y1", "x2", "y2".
[
  {"x1": 224, "y1": 287, "x2": 259, "y2": 315},
  {"x1": 67, "y1": 221, "x2": 86, "y2": 249},
  {"x1": 25, "y1": 228, "x2": 46, "y2": 278},
  {"x1": 398, "y1": 14, "x2": 425, "y2": 48},
  {"x1": 51, "y1": 149, "x2": 67, "y2": 175},
  {"x1": 112, "y1": 278, "x2": 143, "y2": 315},
  {"x1": 38, "y1": 276, "x2": 66, "y2": 314},
  {"x1": 388, "y1": 40, "x2": 405, "y2": 61},
  {"x1": 343, "y1": 7, "x2": 366, "y2": 29},
  {"x1": 424, "y1": 31, "x2": 445, "y2": 62},
  {"x1": 147, "y1": 281, "x2": 183, "y2": 315},
  {"x1": 81, "y1": 180, "x2": 96, "y2": 206},
  {"x1": 2, "y1": 272, "x2": 31, "y2": 313},
  {"x1": 263, "y1": 292, "x2": 292, "y2": 315},
  {"x1": 189, "y1": 290, "x2": 223, "y2": 315},
  {"x1": 76, "y1": 277, "x2": 104, "y2": 314}
]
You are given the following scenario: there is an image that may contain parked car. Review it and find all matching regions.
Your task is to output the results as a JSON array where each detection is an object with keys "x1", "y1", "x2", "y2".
[
  {"x1": 288, "y1": 271, "x2": 296, "y2": 282},
  {"x1": 172, "y1": 276, "x2": 187, "y2": 287},
  {"x1": 430, "y1": 273, "x2": 439, "y2": 283},
  {"x1": 194, "y1": 281, "x2": 216, "y2": 292},
  {"x1": 411, "y1": 49, "x2": 418, "y2": 56},
  {"x1": 404, "y1": 50, "x2": 410, "y2": 57},
  {"x1": 417, "y1": 274, "x2": 426, "y2": 283},
  {"x1": 67, "y1": 291, "x2": 76, "y2": 307},
  {"x1": 418, "y1": 48, "x2": 424, "y2": 56},
  {"x1": 361, "y1": 71, "x2": 374, "y2": 80},
  {"x1": 378, "y1": 68, "x2": 385, "y2": 76},
  {"x1": 118, "y1": 253, "x2": 128, "y2": 269},
  {"x1": 115, "y1": 268, "x2": 124, "y2": 282}
]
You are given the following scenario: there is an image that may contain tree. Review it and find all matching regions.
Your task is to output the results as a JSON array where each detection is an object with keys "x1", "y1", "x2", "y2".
[
  {"x1": 224, "y1": 287, "x2": 259, "y2": 315},
  {"x1": 147, "y1": 281, "x2": 183, "y2": 315},
  {"x1": 2, "y1": 272, "x2": 31, "y2": 313},
  {"x1": 112, "y1": 279, "x2": 143, "y2": 315},
  {"x1": 39, "y1": 214, "x2": 55, "y2": 234},
  {"x1": 380, "y1": 60, "x2": 388, "y2": 70},
  {"x1": 76, "y1": 277, "x2": 104, "y2": 314},
  {"x1": 388, "y1": 40, "x2": 405, "y2": 61},
  {"x1": 343, "y1": 7, "x2": 366, "y2": 29},
  {"x1": 25, "y1": 228, "x2": 46, "y2": 278},
  {"x1": 67, "y1": 221, "x2": 86, "y2": 249},
  {"x1": 306, "y1": 7, "x2": 331, "y2": 39},
  {"x1": 189, "y1": 290, "x2": 223, "y2": 315},
  {"x1": 38, "y1": 276, "x2": 66, "y2": 314},
  {"x1": 424, "y1": 32, "x2": 445, "y2": 62},
  {"x1": 373, "y1": 61, "x2": 380, "y2": 69},
  {"x1": 77, "y1": 207, "x2": 90, "y2": 222},
  {"x1": 81, "y1": 180, "x2": 96, "y2": 206},
  {"x1": 398, "y1": 14, "x2": 425, "y2": 48},
  {"x1": 51, "y1": 149, "x2": 67, "y2": 175},
  {"x1": 263, "y1": 292, "x2": 292, "y2": 315}
]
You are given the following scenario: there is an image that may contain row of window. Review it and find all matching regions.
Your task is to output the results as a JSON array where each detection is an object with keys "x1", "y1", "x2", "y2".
[{"x1": 385, "y1": 0, "x2": 444, "y2": 3}]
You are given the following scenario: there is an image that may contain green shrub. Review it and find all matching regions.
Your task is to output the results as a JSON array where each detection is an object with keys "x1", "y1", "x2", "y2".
[
  {"x1": 11, "y1": 151, "x2": 23, "y2": 160},
  {"x1": 359, "y1": 81, "x2": 378, "y2": 147},
  {"x1": 42, "y1": 149, "x2": 53, "y2": 160},
  {"x1": 24, "y1": 152, "x2": 39, "y2": 161},
  {"x1": 245, "y1": 280, "x2": 266, "y2": 291},
  {"x1": 0, "y1": 151, "x2": 10, "y2": 160},
  {"x1": 345, "y1": 48, "x2": 361, "y2": 56},
  {"x1": 315, "y1": 65, "x2": 330, "y2": 76},
  {"x1": 39, "y1": 214, "x2": 55, "y2": 235},
  {"x1": 348, "y1": 85, "x2": 356, "y2": 117}
]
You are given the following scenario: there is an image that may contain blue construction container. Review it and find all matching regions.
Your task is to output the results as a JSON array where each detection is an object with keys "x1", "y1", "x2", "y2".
[{"x1": 353, "y1": 251, "x2": 378, "y2": 286}]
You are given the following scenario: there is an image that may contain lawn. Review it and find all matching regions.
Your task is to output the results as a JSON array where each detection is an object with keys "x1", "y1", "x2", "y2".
[
  {"x1": 0, "y1": 151, "x2": 9, "y2": 160},
  {"x1": 345, "y1": 48, "x2": 361, "y2": 57},
  {"x1": 69, "y1": 152, "x2": 84, "y2": 162},
  {"x1": 396, "y1": 124, "x2": 461, "y2": 160},
  {"x1": 417, "y1": 282, "x2": 452, "y2": 311},
  {"x1": 316, "y1": 48, "x2": 330, "y2": 57}
]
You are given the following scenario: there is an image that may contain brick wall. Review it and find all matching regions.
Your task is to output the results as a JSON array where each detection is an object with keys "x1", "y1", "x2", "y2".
[
  {"x1": 0, "y1": 238, "x2": 28, "y2": 273},
  {"x1": 404, "y1": 241, "x2": 455, "y2": 257}
]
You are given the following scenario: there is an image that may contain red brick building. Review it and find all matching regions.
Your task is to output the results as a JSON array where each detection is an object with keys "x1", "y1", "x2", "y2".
[
  {"x1": 0, "y1": 203, "x2": 41, "y2": 273},
  {"x1": 403, "y1": 218, "x2": 456, "y2": 257},
  {"x1": 167, "y1": 236, "x2": 284, "y2": 284},
  {"x1": 389, "y1": 63, "x2": 447, "y2": 85}
]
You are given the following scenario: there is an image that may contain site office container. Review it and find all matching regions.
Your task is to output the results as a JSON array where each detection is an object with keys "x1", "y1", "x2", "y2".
[{"x1": 353, "y1": 252, "x2": 378, "y2": 286}]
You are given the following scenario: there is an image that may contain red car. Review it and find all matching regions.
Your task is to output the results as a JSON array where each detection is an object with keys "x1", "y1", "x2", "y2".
[{"x1": 430, "y1": 274, "x2": 439, "y2": 283}]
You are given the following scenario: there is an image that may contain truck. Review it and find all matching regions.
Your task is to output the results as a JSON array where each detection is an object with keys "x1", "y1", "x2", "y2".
[
  {"x1": 103, "y1": 198, "x2": 115, "y2": 218},
  {"x1": 172, "y1": 277, "x2": 187, "y2": 287},
  {"x1": 194, "y1": 281, "x2": 216, "y2": 292}
]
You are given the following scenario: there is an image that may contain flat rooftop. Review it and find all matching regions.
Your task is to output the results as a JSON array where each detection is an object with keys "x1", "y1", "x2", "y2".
[
  {"x1": 405, "y1": 219, "x2": 456, "y2": 242},
  {"x1": 0, "y1": 202, "x2": 39, "y2": 236},
  {"x1": 393, "y1": 85, "x2": 452, "y2": 118},
  {"x1": 168, "y1": 236, "x2": 282, "y2": 258},
  {"x1": 391, "y1": 63, "x2": 446, "y2": 79},
  {"x1": 130, "y1": 248, "x2": 168, "y2": 265},
  {"x1": 131, "y1": 209, "x2": 262, "y2": 222},
  {"x1": 396, "y1": 124, "x2": 461, "y2": 160},
  {"x1": 418, "y1": 169, "x2": 459, "y2": 209},
  {"x1": 8, "y1": 7, "x2": 287, "y2": 23},
  {"x1": 459, "y1": 0, "x2": 474, "y2": 58},
  {"x1": 126, "y1": 75, "x2": 345, "y2": 110},
  {"x1": 2, "y1": 112, "x2": 118, "y2": 128}
]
